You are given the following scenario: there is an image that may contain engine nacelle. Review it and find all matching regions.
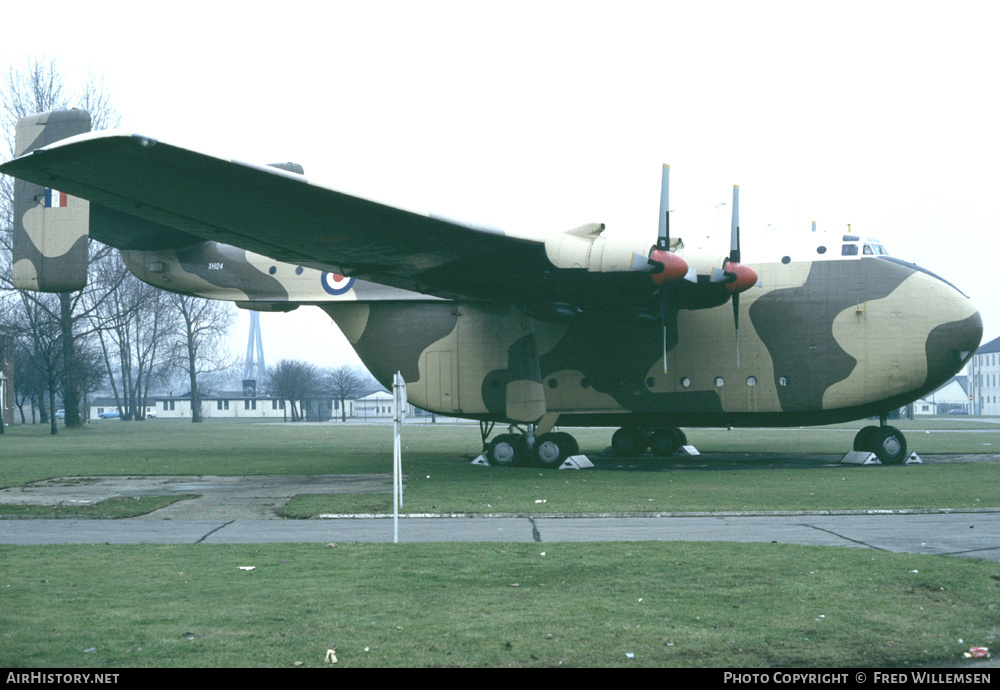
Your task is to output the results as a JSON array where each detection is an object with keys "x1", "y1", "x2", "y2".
[{"x1": 544, "y1": 223, "x2": 688, "y2": 283}]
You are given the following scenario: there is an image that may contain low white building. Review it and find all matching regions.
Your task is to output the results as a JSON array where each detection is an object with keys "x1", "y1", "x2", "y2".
[
  {"x1": 912, "y1": 376, "x2": 970, "y2": 415},
  {"x1": 156, "y1": 391, "x2": 287, "y2": 419},
  {"x1": 88, "y1": 397, "x2": 158, "y2": 421},
  {"x1": 155, "y1": 391, "x2": 292, "y2": 420},
  {"x1": 153, "y1": 391, "x2": 353, "y2": 421},
  {"x1": 354, "y1": 390, "x2": 427, "y2": 420}
]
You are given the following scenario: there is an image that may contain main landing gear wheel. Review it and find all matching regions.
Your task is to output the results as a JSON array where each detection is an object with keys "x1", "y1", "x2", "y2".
[
  {"x1": 611, "y1": 427, "x2": 648, "y2": 457},
  {"x1": 487, "y1": 433, "x2": 529, "y2": 467},
  {"x1": 650, "y1": 427, "x2": 687, "y2": 457},
  {"x1": 612, "y1": 426, "x2": 686, "y2": 457},
  {"x1": 854, "y1": 425, "x2": 907, "y2": 465},
  {"x1": 532, "y1": 432, "x2": 579, "y2": 467}
]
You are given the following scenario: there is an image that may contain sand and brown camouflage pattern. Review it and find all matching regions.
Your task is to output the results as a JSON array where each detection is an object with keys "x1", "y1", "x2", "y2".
[
  {"x1": 1, "y1": 110, "x2": 983, "y2": 432},
  {"x1": 11, "y1": 110, "x2": 91, "y2": 292},
  {"x1": 320, "y1": 255, "x2": 981, "y2": 427}
]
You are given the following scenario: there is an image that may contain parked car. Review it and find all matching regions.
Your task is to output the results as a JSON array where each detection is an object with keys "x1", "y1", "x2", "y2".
[
  {"x1": 55, "y1": 409, "x2": 65, "y2": 419},
  {"x1": 98, "y1": 410, "x2": 121, "y2": 420}
]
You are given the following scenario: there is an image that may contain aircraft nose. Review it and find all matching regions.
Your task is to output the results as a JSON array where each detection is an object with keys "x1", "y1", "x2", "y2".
[{"x1": 923, "y1": 278, "x2": 982, "y2": 385}]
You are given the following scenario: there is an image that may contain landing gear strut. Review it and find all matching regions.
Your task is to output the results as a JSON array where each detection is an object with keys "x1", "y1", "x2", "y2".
[{"x1": 853, "y1": 421, "x2": 908, "y2": 465}]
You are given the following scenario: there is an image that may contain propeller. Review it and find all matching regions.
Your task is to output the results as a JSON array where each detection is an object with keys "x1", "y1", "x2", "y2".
[
  {"x1": 719, "y1": 184, "x2": 761, "y2": 368},
  {"x1": 657, "y1": 165, "x2": 671, "y2": 372},
  {"x1": 730, "y1": 185, "x2": 743, "y2": 368},
  {"x1": 657, "y1": 164, "x2": 670, "y2": 251}
]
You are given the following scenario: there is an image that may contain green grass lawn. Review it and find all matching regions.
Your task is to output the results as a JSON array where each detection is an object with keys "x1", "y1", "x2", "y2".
[
  {"x1": 1, "y1": 541, "x2": 997, "y2": 668},
  {"x1": 2, "y1": 419, "x2": 998, "y2": 668},
  {"x1": 2, "y1": 419, "x2": 999, "y2": 516}
]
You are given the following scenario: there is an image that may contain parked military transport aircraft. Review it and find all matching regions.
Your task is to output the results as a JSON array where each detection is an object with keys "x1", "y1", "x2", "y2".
[{"x1": 1, "y1": 110, "x2": 984, "y2": 466}]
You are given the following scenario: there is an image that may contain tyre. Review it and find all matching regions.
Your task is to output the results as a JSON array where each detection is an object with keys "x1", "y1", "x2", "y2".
[
  {"x1": 552, "y1": 432, "x2": 579, "y2": 457},
  {"x1": 487, "y1": 434, "x2": 526, "y2": 466},
  {"x1": 872, "y1": 426, "x2": 907, "y2": 465},
  {"x1": 611, "y1": 427, "x2": 646, "y2": 457},
  {"x1": 650, "y1": 428, "x2": 684, "y2": 457},
  {"x1": 853, "y1": 425, "x2": 880, "y2": 452},
  {"x1": 533, "y1": 432, "x2": 569, "y2": 467}
]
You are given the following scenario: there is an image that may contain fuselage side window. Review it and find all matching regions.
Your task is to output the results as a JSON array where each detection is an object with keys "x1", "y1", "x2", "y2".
[{"x1": 842, "y1": 244, "x2": 859, "y2": 256}]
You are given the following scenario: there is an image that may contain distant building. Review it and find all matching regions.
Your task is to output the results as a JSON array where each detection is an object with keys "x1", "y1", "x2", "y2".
[
  {"x1": 155, "y1": 391, "x2": 291, "y2": 420},
  {"x1": 912, "y1": 376, "x2": 969, "y2": 415},
  {"x1": 968, "y1": 335, "x2": 1000, "y2": 415},
  {"x1": 87, "y1": 396, "x2": 158, "y2": 421},
  {"x1": 354, "y1": 390, "x2": 429, "y2": 419}
]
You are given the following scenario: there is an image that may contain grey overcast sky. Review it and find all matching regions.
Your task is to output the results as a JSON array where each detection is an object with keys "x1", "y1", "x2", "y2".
[{"x1": 3, "y1": 0, "x2": 998, "y2": 366}]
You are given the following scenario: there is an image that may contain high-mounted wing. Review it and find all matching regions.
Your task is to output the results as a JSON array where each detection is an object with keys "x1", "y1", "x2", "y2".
[{"x1": 1, "y1": 131, "x2": 675, "y2": 315}]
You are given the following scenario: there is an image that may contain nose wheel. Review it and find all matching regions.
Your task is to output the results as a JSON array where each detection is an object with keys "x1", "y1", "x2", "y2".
[{"x1": 854, "y1": 425, "x2": 907, "y2": 465}]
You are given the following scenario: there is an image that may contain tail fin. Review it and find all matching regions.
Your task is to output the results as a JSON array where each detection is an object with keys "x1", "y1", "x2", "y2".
[{"x1": 11, "y1": 109, "x2": 91, "y2": 292}]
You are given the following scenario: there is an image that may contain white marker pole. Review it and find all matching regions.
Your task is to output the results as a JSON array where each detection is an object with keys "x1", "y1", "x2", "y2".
[{"x1": 392, "y1": 372, "x2": 406, "y2": 543}]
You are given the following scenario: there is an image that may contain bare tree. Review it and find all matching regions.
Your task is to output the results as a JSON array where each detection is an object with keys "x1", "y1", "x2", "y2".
[
  {"x1": 266, "y1": 359, "x2": 320, "y2": 422},
  {"x1": 1, "y1": 59, "x2": 120, "y2": 430},
  {"x1": 87, "y1": 253, "x2": 177, "y2": 420},
  {"x1": 326, "y1": 364, "x2": 362, "y2": 422},
  {"x1": 11, "y1": 338, "x2": 44, "y2": 424},
  {"x1": 13, "y1": 291, "x2": 65, "y2": 434},
  {"x1": 168, "y1": 294, "x2": 235, "y2": 423}
]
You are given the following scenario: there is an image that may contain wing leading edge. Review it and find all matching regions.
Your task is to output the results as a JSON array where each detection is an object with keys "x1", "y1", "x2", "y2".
[{"x1": 1, "y1": 131, "x2": 678, "y2": 313}]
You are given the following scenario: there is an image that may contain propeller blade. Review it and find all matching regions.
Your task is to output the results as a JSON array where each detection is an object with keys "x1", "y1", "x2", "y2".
[
  {"x1": 733, "y1": 292, "x2": 741, "y2": 369},
  {"x1": 662, "y1": 308, "x2": 669, "y2": 373},
  {"x1": 654, "y1": 164, "x2": 675, "y2": 371},
  {"x1": 730, "y1": 184, "x2": 741, "y2": 368},
  {"x1": 657, "y1": 164, "x2": 670, "y2": 250},
  {"x1": 730, "y1": 184, "x2": 740, "y2": 263}
]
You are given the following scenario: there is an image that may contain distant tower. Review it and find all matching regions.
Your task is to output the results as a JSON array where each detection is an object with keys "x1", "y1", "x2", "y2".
[{"x1": 243, "y1": 311, "x2": 266, "y2": 397}]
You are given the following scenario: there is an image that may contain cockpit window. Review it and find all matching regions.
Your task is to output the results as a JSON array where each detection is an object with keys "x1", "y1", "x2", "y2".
[
  {"x1": 842, "y1": 244, "x2": 859, "y2": 256},
  {"x1": 842, "y1": 235, "x2": 859, "y2": 242},
  {"x1": 865, "y1": 238, "x2": 889, "y2": 256}
]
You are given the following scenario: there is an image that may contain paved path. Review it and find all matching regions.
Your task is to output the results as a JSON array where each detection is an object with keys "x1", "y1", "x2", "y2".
[{"x1": 3, "y1": 510, "x2": 999, "y2": 562}]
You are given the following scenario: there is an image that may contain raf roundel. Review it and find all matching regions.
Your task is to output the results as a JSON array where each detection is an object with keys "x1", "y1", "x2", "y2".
[{"x1": 321, "y1": 272, "x2": 356, "y2": 296}]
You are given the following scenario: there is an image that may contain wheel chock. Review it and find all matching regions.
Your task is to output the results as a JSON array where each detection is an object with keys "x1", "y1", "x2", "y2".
[
  {"x1": 841, "y1": 451, "x2": 880, "y2": 465},
  {"x1": 471, "y1": 454, "x2": 490, "y2": 466},
  {"x1": 678, "y1": 445, "x2": 700, "y2": 456},
  {"x1": 559, "y1": 455, "x2": 595, "y2": 470},
  {"x1": 841, "y1": 451, "x2": 923, "y2": 465}
]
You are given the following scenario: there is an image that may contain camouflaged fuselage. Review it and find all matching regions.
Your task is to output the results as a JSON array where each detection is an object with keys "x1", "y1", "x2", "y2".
[{"x1": 110, "y1": 231, "x2": 983, "y2": 428}]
